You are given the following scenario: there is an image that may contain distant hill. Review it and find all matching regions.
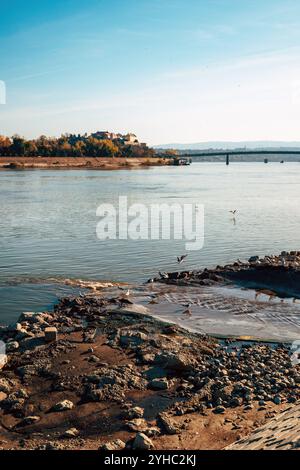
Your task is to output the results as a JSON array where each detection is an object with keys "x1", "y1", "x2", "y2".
[{"x1": 154, "y1": 141, "x2": 300, "y2": 151}]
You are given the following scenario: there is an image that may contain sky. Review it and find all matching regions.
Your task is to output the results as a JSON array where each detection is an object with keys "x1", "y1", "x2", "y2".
[{"x1": 1, "y1": 0, "x2": 300, "y2": 145}]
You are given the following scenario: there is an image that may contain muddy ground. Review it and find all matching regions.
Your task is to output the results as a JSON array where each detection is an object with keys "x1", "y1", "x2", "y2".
[{"x1": 0, "y1": 288, "x2": 299, "y2": 451}]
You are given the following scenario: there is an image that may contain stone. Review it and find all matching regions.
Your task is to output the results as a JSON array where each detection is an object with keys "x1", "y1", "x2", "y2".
[
  {"x1": 99, "y1": 439, "x2": 126, "y2": 451},
  {"x1": 62, "y1": 428, "x2": 79, "y2": 438},
  {"x1": 244, "y1": 405, "x2": 253, "y2": 411},
  {"x1": 273, "y1": 396, "x2": 282, "y2": 405},
  {"x1": 144, "y1": 426, "x2": 161, "y2": 437},
  {"x1": 7, "y1": 322, "x2": 22, "y2": 332},
  {"x1": 44, "y1": 327, "x2": 58, "y2": 343},
  {"x1": 126, "y1": 419, "x2": 148, "y2": 432},
  {"x1": 18, "y1": 312, "x2": 38, "y2": 323},
  {"x1": 158, "y1": 414, "x2": 181, "y2": 435},
  {"x1": 248, "y1": 256, "x2": 259, "y2": 263},
  {"x1": 85, "y1": 373, "x2": 101, "y2": 384},
  {"x1": 154, "y1": 351, "x2": 195, "y2": 372},
  {"x1": 43, "y1": 441, "x2": 65, "y2": 451},
  {"x1": 88, "y1": 355, "x2": 101, "y2": 363},
  {"x1": 0, "y1": 391, "x2": 8, "y2": 402},
  {"x1": 17, "y1": 389, "x2": 29, "y2": 399},
  {"x1": 123, "y1": 406, "x2": 144, "y2": 420},
  {"x1": 149, "y1": 378, "x2": 169, "y2": 390},
  {"x1": 0, "y1": 378, "x2": 11, "y2": 394},
  {"x1": 6, "y1": 341, "x2": 19, "y2": 353},
  {"x1": 119, "y1": 331, "x2": 148, "y2": 347},
  {"x1": 0, "y1": 354, "x2": 8, "y2": 370},
  {"x1": 230, "y1": 397, "x2": 243, "y2": 407},
  {"x1": 16, "y1": 416, "x2": 40, "y2": 427},
  {"x1": 52, "y1": 400, "x2": 74, "y2": 412},
  {"x1": 17, "y1": 364, "x2": 38, "y2": 377},
  {"x1": 140, "y1": 353, "x2": 156, "y2": 364},
  {"x1": 214, "y1": 406, "x2": 226, "y2": 414},
  {"x1": 132, "y1": 432, "x2": 154, "y2": 450}
]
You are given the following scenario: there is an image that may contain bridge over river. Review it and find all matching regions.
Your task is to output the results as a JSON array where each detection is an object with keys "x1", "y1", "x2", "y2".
[{"x1": 180, "y1": 150, "x2": 300, "y2": 165}]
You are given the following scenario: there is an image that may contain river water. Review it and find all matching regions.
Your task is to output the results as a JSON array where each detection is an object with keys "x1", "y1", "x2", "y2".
[{"x1": 1, "y1": 162, "x2": 300, "y2": 323}]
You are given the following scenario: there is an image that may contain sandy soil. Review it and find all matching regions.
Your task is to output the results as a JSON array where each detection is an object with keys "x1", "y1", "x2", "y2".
[
  {"x1": 0, "y1": 329, "x2": 290, "y2": 451},
  {"x1": 0, "y1": 291, "x2": 298, "y2": 451},
  {"x1": 0, "y1": 156, "x2": 170, "y2": 170}
]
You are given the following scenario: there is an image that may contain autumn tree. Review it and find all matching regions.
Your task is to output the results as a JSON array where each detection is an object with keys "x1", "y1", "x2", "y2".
[
  {"x1": 0, "y1": 136, "x2": 11, "y2": 155},
  {"x1": 0, "y1": 131, "x2": 153, "y2": 159}
]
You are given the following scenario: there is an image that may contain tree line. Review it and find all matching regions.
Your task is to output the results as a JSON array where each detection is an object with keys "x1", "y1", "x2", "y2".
[{"x1": 0, "y1": 133, "x2": 155, "y2": 158}]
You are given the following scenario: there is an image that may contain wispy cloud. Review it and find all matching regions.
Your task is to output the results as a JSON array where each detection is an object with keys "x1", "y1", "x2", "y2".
[
  {"x1": 10, "y1": 66, "x2": 70, "y2": 83},
  {"x1": 158, "y1": 46, "x2": 300, "y2": 80},
  {"x1": 190, "y1": 24, "x2": 236, "y2": 41}
]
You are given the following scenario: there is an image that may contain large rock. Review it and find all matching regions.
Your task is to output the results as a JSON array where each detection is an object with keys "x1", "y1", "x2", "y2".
[
  {"x1": 44, "y1": 327, "x2": 58, "y2": 343},
  {"x1": 15, "y1": 329, "x2": 35, "y2": 341},
  {"x1": 154, "y1": 351, "x2": 196, "y2": 372},
  {"x1": 132, "y1": 432, "x2": 154, "y2": 450},
  {"x1": 6, "y1": 341, "x2": 19, "y2": 353},
  {"x1": 52, "y1": 400, "x2": 74, "y2": 412},
  {"x1": 122, "y1": 406, "x2": 144, "y2": 420},
  {"x1": 119, "y1": 331, "x2": 148, "y2": 347},
  {"x1": 126, "y1": 418, "x2": 149, "y2": 432},
  {"x1": 99, "y1": 439, "x2": 126, "y2": 451},
  {"x1": 149, "y1": 378, "x2": 169, "y2": 390},
  {"x1": 18, "y1": 312, "x2": 39, "y2": 323},
  {"x1": 158, "y1": 413, "x2": 181, "y2": 435},
  {"x1": 16, "y1": 416, "x2": 41, "y2": 427}
]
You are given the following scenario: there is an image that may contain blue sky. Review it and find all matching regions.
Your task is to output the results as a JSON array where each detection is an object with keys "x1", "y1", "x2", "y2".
[{"x1": 1, "y1": 0, "x2": 300, "y2": 144}]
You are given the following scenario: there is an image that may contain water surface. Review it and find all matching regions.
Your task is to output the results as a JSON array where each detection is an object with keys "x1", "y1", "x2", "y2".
[{"x1": 1, "y1": 162, "x2": 300, "y2": 322}]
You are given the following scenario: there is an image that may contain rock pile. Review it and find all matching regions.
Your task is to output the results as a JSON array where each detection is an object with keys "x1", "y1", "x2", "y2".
[
  {"x1": 0, "y1": 280, "x2": 299, "y2": 450},
  {"x1": 152, "y1": 251, "x2": 300, "y2": 298}
]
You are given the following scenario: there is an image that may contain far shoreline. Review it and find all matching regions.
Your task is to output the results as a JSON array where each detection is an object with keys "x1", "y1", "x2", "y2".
[{"x1": 0, "y1": 156, "x2": 172, "y2": 170}]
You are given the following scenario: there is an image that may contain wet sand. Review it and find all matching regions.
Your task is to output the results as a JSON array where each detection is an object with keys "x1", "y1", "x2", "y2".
[{"x1": 141, "y1": 283, "x2": 300, "y2": 342}]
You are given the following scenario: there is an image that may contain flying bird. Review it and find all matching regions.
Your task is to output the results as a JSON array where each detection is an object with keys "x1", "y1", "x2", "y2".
[
  {"x1": 177, "y1": 254, "x2": 188, "y2": 264},
  {"x1": 229, "y1": 210, "x2": 237, "y2": 216}
]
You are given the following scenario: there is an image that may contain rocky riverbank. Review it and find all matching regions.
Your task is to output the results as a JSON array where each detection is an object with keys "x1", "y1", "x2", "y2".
[
  {"x1": 153, "y1": 251, "x2": 300, "y2": 299},
  {"x1": 0, "y1": 288, "x2": 299, "y2": 450}
]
